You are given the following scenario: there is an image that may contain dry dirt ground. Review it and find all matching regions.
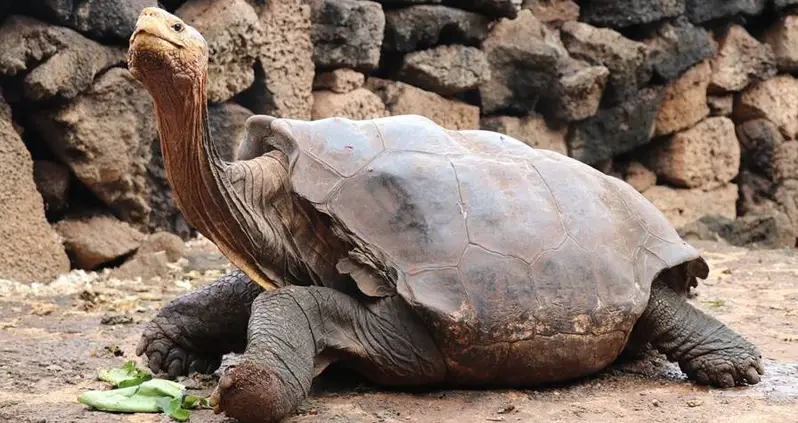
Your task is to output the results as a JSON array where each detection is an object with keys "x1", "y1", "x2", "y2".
[{"x1": 0, "y1": 239, "x2": 796, "y2": 423}]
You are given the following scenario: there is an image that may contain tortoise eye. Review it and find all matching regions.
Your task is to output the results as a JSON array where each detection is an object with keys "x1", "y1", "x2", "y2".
[{"x1": 172, "y1": 22, "x2": 183, "y2": 32}]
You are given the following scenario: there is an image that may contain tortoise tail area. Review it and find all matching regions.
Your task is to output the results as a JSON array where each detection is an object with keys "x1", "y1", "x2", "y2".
[{"x1": 658, "y1": 256, "x2": 710, "y2": 296}]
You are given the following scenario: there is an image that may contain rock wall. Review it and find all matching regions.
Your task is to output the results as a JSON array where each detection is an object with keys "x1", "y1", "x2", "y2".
[{"x1": 1, "y1": 0, "x2": 797, "y2": 282}]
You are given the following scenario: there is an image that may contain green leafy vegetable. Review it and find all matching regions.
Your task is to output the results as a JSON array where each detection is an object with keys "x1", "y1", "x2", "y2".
[
  {"x1": 182, "y1": 394, "x2": 210, "y2": 409},
  {"x1": 79, "y1": 361, "x2": 210, "y2": 421},
  {"x1": 136, "y1": 379, "x2": 186, "y2": 400},
  {"x1": 79, "y1": 385, "x2": 161, "y2": 413},
  {"x1": 156, "y1": 397, "x2": 191, "y2": 422},
  {"x1": 97, "y1": 360, "x2": 152, "y2": 388}
]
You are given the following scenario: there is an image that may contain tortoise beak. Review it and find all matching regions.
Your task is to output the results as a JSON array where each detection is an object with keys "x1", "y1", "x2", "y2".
[{"x1": 129, "y1": 7, "x2": 184, "y2": 49}]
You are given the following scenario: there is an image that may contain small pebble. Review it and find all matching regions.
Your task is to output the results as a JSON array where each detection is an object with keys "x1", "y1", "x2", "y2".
[
  {"x1": 687, "y1": 399, "x2": 703, "y2": 407},
  {"x1": 652, "y1": 399, "x2": 661, "y2": 407},
  {"x1": 100, "y1": 313, "x2": 134, "y2": 325},
  {"x1": 497, "y1": 404, "x2": 516, "y2": 414}
]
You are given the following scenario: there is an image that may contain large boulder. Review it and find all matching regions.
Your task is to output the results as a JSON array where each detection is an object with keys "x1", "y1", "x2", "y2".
[
  {"x1": 561, "y1": 21, "x2": 651, "y2": 105},
  {"x1": 762, "y1": 14, "x2": 798, "y2": 74},
  {"x1": 654, "y1": 60, "x2": 711, "y2": 136},
  {"x1": 177, "y1": 0, "x2": 265, "y2": 103},
  {"x1": 678, "y1": 212, "x2": 795, "y2": 249},
  {"x1": 522, "y1": 0, "x2": 579, "y2": 27},
  {"x1": 23, "y1": 0, "x2": 157, "y2": 41},
  {"x1": 480, "y1": 10, "x2": 559, "y2": 115},
  {"x1": 578, "y1": 0, "x2": 684, "y2": 28},
  {"x1": 709, "y1": 24, "x2": 776, "y2": 93},
  {"x1": 54, "y1": 214, "x2": 144, "y2": 270},
  {"x1": 734, "y1": 74, "x2": 798, "y2": 140},
  {"x1": 725, "y1": 212, "x2": 795, "y2": 249},
  {"x1": 642, "y1": 17, "x2": 715, "y2": 82},
  {"x1": 445, "y1": 0, "x2": 521, "y2": 18},
  {"x1": 646, "y1": 117, "x2": 740, "y2": 189},
  {"x1": 540, "y1": 57, "x2": 609, "y2": 122},
  {"x1": 773, "y1": 141, "x2": 798, "y2": 183},
  {"x1": 736, "y1": 170, "x2": 775, "y2": 217},
  {"x1": 643, "y1": 183, "x2": 738, "y2": 229},
  {"x1": 309, "y1": 0, "x2": 384, "y2": 71},
  {"x1": 110, "y1": 231, "x2": 186, "y2": 282},
  {"x1": 313, "y1": 69, "x2": 365, "y2": 94},
  {"x1": 238, "y1": 0, "x2": 314, "y2": 120},
  {"x1": 383, "y1": 6, "x2": 492, "y2": 53},
  {"x1": 736, "y1": 118, "x2": 785, "y2": 181},
  {"x1": 0, "y1": 15, "x2": 125, "y2": 101},
  {"x1": 480, "y1": 114, "x2": 568, "y2": 155},
  {"x1": 398, "y1": 45, "x2": 490, "y2": 96},
  {"x1": 208, "y1": 102, "x2": 254, "y2": 161},
  {"x1": 366, "y1": 77, "x2": 480, "y2": 130},
  {"x1": 0, "y1": 92, "x2": 70, "y2": 283},
  {"x1": 684, "y1": 0, "x2": 766, "y2": 24},
  {"x1": 30, "y1": 68, "x2": 157, "y2": 226},
  {"x1": 622, "y1": 161, "x2": 657, "y2": 193},
  {"x1": 311, "y1": 88, "x2": 388, "y2": 120},
  {"x1": 567, "y1": 87, "x2": 664, "y2": 165},
  {"x1": 774, "y1": 181, "x2": 798, "y2": 234}
]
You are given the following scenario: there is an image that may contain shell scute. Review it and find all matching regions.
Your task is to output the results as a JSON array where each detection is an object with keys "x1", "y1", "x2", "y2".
[{"x1": 329, "y1": 150, "x2": 469, "y2": 271}]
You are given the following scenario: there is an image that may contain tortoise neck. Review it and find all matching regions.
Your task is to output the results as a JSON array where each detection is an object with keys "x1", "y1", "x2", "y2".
[{"x1": 152, "y1": 74, "x2": 246, "y2": 254}]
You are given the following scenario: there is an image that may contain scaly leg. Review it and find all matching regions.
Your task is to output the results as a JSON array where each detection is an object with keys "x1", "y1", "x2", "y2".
[
  {"x1": 209, "y1": 285, "x2": 446, "y2": 423},
  {"x1": 631, "y1": 280, "x2": 763, "y2": 387}
]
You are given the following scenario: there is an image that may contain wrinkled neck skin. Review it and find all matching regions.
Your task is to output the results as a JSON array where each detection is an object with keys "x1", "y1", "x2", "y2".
[
  {"x1": 145, "y1": 72, "x2": 348, "y2": 292},
  {"x1": 150, "y1": 75, "x2": 219, "y2": 223},
  {"x1": 147, "y1": 72, "x2": 278, "y2": 289}
]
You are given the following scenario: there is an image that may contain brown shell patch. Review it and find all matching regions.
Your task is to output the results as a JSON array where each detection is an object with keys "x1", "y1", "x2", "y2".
[{"x1": 329, "y1": 150, "x2": 469, "y2": 272}]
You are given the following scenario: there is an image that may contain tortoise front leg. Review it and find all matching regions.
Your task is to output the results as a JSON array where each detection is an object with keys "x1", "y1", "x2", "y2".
[
  {"x1": 631, "y1": 279, "x2": 764, "y2": 387},
  {"x1": 136, "y1": 269, "x2": 264, "y2": 377},
  {"x1": 209, "y1": 286, "x2": 446, "y2": 423}
]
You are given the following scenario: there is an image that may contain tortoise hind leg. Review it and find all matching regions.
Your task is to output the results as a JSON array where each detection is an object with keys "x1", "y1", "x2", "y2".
[
  {"x1": 630, "y1": 278, "x2": 763, "y2": 388},
  {"x1": 209, "y1": 285, "x2": 446, "y2": 423},
  {"x1": 136, "y1": 269, "x2": 263, "y2": 378}
]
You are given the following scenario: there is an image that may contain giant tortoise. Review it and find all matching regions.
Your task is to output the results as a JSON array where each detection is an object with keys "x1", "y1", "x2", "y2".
[{"x1": 127, "y1": 7, "x2": 763, "y2": 423}]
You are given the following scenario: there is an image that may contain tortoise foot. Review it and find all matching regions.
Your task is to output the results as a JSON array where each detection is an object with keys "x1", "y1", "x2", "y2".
[
  {"x1": 135, "y1": 270, "x2": 261, "y2": 378},
  {"x1": 209, "y1": 359, "x2": 295, "y2": 423},
  {"x1": 679, "y1": 343, "x2": 764, "y2": 388},
  {"x1": 136, "y1": 318, "x2": 222, "y2": 378}
]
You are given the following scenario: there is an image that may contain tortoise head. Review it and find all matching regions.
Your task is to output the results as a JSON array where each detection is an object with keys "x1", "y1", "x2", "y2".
[{"x1": 127, "y1": 7, "x2": 208, "y2": 92}]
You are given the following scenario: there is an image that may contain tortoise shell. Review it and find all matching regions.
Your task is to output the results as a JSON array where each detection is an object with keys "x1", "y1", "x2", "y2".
[{"x1": 264, "y1": 114, "x2": 703, "y2": 384}]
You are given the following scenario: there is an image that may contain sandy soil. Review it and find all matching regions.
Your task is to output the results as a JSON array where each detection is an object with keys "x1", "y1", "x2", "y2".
[{"x1": 0, "y1": 239, "x2": 796, "y2": 423}]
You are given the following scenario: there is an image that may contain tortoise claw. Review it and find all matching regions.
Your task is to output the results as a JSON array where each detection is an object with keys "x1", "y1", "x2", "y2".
[{"x1": 209, "y1": 380, "x2": 225, "y2": 415}]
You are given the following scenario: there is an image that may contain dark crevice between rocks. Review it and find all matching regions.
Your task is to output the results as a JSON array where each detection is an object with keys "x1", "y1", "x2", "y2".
[
  {"x1": 234, "y1": 62, "x2": 273, "y2": 115},
  {"x1": 615, "y1": 17, "x2": 675, "y2": 42},
  {"x1": 739, "y1": 5, "x2": 782, "y2": 38},
  {"x1": 158, "y1": 0, "x2": 187, "y2": 13},
  {"x1": 371, "y1": 51, "x2": 405, "y2": 80},
  {"x1": 452, "y1": 88, "x2": 482, "y2": 108},
  {"x1": 92, "y1": 63, "x2": 128, "y2": 86},
  {"x1": 95, "y1": 250, "x2": 138, "y2": 272}
]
